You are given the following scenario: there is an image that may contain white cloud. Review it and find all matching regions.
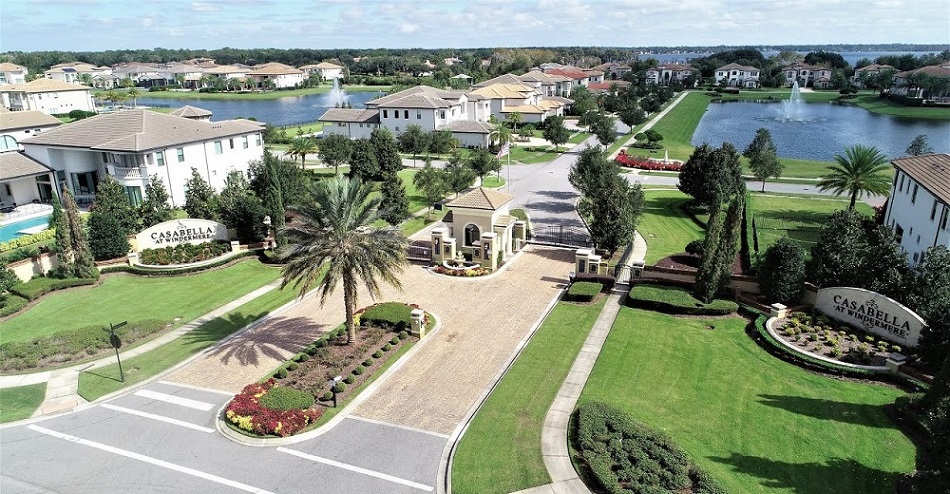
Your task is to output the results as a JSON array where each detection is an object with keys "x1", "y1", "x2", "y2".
[
  {"x1": 400, "y1": 23, "x2": 419, "y2": 34},
  {"x1": 191, "y1": 2, "x2": 220, "y2": 12}
]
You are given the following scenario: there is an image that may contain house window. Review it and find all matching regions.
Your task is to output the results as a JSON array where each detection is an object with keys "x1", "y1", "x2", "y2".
[
  {"x1": 255, "y1": 135, "x2": 262, "y2": 146},
  {"x1": 229, "y1": 138, "x2": 235, "y2": 149},
  {"x1": 176, "y1": 147, "x2": 185, "y2": 162},
  {"x1": 242, "y1": 136, "x2": 249, "y2": 149},
  {"x1": 895, "y1": 224, "x2": 904, "y2": 243},
  {"x1": 125, "y1": 186, "x2": 143, "y2": 207},
  {"x1": 383, "y1": 110, "x2": 388, "y2": 118},
  {"x1": 416, "y1": 110, "x2": 422, "y2": 120},
  {"x1": 156, "y1": 151, "x2": 165, "y2": 167},
  {"x1": 439, "y1": 110, "x2": 445, "y2": 119},
  {"x1": 911, "y1": 184, "x2": 918, "y2": 203},
  {"x1": 898, "y1": 173, "x2": 904, "y2": 192},
  {"x1": 214, "y1": 141, "x2": 223, "y2": 154},
  {"x1": 101, "y1": 152, "x2": 109, "y2": 163},
  {"x1": 404, "y1": 110, "x2": 409, "y2": 119},
  {"x1": 932, "y1": 200, "x2": 939, "y2": 220}
]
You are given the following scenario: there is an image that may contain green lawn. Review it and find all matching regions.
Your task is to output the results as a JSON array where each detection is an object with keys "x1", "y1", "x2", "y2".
[
  {"x1": 511, "y1": 146, "x2": 561, "y2": 164},
  {"x1": 748, "y1": 193, "x2": 875, "y2": 257},
  {"x1": 637, "y1": 190, "x2": 705, "y2": 264},
  {"x1": 1, "y1": 260, "x2": 281, "y2": 343},
  {"x1": 116, "y1": 84, "x2": 389, "y2": 101},
  {"x1": 279, "y1": 120, "x2": 324, "y2": 136},
  {"x1": 78, "y1": 284, "x2": 298, "y2": 401},
  {"x1": 0, "y1": 383, "x2": 47, "y2": 423},
  {"x1": 567, "y1": 132, "x2": 592, "y2": 144},
  {"x1": 452, "y1": 299, "x2": 606, "y2": 494},
  {"x1": 481, "y1": 176, "x2": 506, "y2": 188},
  {"x1": 718, "y1": 89, "x2": 950, "y2": 120},
  {"x1": 579, "y1": 308, "x2": 915, "y2": 494}
]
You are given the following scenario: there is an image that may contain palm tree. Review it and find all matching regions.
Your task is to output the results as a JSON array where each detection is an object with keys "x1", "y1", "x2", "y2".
[
  {"x1": 817, "y1": 145, "x2": 892, "y2": 210},
  {"x1": 279, "y1": 177, "x2": 407, "y2": 344},
  {"x1": 126, "y1": 87, "x2": 141, "y2": 108},
  {"x1": 287, "y1": 137, "x2": 318, "y2": 170},
  {"x1": 488, "y1": 116, "x2": 512, "y2": 151}
]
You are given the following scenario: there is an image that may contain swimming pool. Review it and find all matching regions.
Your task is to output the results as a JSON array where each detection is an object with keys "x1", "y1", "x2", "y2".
[{"x1": 0, "y1": 215, "x2": 52, "y2": 243}]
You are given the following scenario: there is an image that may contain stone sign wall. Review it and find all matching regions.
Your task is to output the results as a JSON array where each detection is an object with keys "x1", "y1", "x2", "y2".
[
  {"x1": 815, "y1": 287, "x2": 926, "y2": 347},
  {"x1": 135, "y1": 219, "x2": 229, "y2": 251}
]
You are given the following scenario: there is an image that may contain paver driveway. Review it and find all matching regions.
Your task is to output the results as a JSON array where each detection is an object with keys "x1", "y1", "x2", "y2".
[{"x1": 166, "y1": 246, "x2": 573, "y2": 435}]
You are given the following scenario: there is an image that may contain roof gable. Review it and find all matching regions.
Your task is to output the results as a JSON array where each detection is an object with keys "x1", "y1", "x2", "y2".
[
  {"x1": 892, "y1": 154, "x2": 950, "y2": 204},
  {"x1": 446, "y1": 187, "x2": 515, "y2": 210}
]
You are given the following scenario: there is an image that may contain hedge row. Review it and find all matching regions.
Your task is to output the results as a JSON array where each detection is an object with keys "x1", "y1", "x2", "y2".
[
  {"x1": 101, "y1": 250, "x2": 257, "y2": 276},
  {"x1": 138, "y1": 241, "x2": 231, "y2": 265},
  {"x1": 574, "y1": 401, "x2": 725, "y2": 494},
  {"x1": 748, "y1": 314, "x2": 928, "y2": 391},
  {"x1": 0, "y1": 294, "x2": 29, "y2": 318},
  {"x1": 0, "y1": 229, "x2": 55, "y2": 253},
  {"x1": 626, "y1": 283, "x2": 738, "y2": 315},
  {"x1": 572, "y1": 272, "x2": 616, "y2": 291},
  {"x1": 9, "y1": 277, "x2": 98, "y2": 301},
  {"x1": 0, "y1": 319, "x2": 166, "y2": 372},
  {"x1": 565, "y1": 281, "x2": 602, "y2": 302},
  {"x1": 356, "y1": 302, "x2": 414, "y2": 331}
]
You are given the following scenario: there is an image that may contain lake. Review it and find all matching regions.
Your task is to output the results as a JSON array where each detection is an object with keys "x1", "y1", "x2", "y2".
[
  {"x1": 645, "y1": 51, "x2": 939, "y2": 67},
  {"x1": 691, "y1": 100, "x2": 950, "y2": 161},
  {"x1": 136, "y1": 90, "x2": 382, "y2": 126}
]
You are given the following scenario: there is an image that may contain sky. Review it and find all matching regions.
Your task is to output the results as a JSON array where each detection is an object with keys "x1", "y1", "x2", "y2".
[{"x1": 2, "y1": 0, "x2": 949, "y2": 53}]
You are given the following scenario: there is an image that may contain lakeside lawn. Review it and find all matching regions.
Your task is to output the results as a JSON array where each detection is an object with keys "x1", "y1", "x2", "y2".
[
  {"x1": 452, "y1": 299, "x2": 606, "y2": 494},
  {"x1": 104, "y1": 84, "x2": 389, "y2": 101},
  {"x1": 0, "y1": 383, "x2": 47, "y2": 423},
  {"x1": 637, "y1": 190, "x2": 705, "y2": 264},
  {"x1": 578, "y1": 308, "x2": 915, "y2": 494},
  {"x1": 1, "y1": 260, "x2": 281, "y2": 343}
]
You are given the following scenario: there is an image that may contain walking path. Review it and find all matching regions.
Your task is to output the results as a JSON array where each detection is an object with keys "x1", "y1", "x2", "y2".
[
  {"x1": 0, "y1": 280, "x2": 281, "y2": 416},
  {"x1": 607, "y1": 90, "x2": 690, "y2": 161}
]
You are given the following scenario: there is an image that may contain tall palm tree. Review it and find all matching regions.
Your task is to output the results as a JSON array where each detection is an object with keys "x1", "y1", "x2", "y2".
[
  {"x1": 126, "y1": 87, "x2": 141, "y2": 108},
  {"x1": 488, "y1": 116, "x2": 512, "y2": 151},
  {"x1": 287, "y1": 137, "x2": 318, "y2": 170},
  {"x1": 817, "y1": 145, "x2": 892, "y2": 210},
  {"x1": 279, "y1": 177, "x2": 407, "y2": 344}
]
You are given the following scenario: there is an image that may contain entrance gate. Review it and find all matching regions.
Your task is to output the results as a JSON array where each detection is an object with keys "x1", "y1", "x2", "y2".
[{"x1": 527, "y1": 225, "x2": 593, "y2": 249}]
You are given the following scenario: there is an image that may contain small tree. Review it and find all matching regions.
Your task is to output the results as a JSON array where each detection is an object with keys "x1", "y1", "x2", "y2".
[
  {"x1": 428, "y1": 130, "x2": 456, "y2": 155},
  {"x1": 807, "y1": 209, "x2": 870, "y2": 288},
  {"x1": 743, "y1": 128, "x2": 778, "y2": 161},
  {"x1": 467, "y1": 148, "x2": 501, "y2": 185},
  {"x1": 183, "y1": 168, "x2": 219, "y2": 220},
  {"x1": 87, "y1": 213, "x2": 130, "y2": 261},
  {"x1": 413, "y1": 158, "x2": 449, "y2": 216},
  {"x1": 379, "y1": 173, "x2": 411, "y2": 225},
  {"x1": 618, "y1": 107, "x2": 646, "y2": 131},
  {"x1": 749, "y1": 147, "x2": 784, "y2": 192},
  {"x1": 138, "y1": 175, "x2": 174, "y2": 228},
  {"x1": 906, "y1": 134, "x2": 934, "y2": 156},
  {"x1": 371, "y1": 128, "x2": 403, "y2": 178},
  {"x1": 444, "y1": 152, "x2": 477, "y2": 196},
  {"x1": 758, "y1": 238, "x2": 806, "y2": 305},
  {"x1": 0, "y1": 261, "x2": 19, "y2": 293},
  {"x1": 542, "y1": 116, "x2": 570, "y2": 151},
  {"x1": 397, "y1": 124, "x2": 429, "y2": 167},
  {"x1": 589, "y1": 112, "x2": 616, "y2": 147},
  {"x1": 92, "y1": 175, "x2": 137, "y2": 234},
  {"x1": 62, "y1": 187, "x2": 96, "y2": 279},
  {"x1": 318, "y1": 134, "x2": 352, "y2": 175},
  {"x1": 349, "y1": 138, "x2": 380, "y2": 183},
  {"x1": 643, "y1": 129, "x2": 664, "y2": 147},
  {"x1": 678, "y1": 143, "x2": 744, "y2": 209},
  {"x1": 287, "y1": 137, "x2": 318, "y2": 170}
]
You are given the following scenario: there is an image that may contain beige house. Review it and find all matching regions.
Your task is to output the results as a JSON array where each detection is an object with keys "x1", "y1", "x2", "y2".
[
  {"x1": 0, "y1": 63, "x2": 29, "y2": 86},
  {"x1": 247, "y1": 63, "x2": 305, "y2": 89},
  {"x1": 0, "y1": 79, "x2": 96, "y2": 115},
  {"x1": 44, "y1": 62, "x2": 111, "y2": 85},
  {"x1": 431, "y1": 187, "x2": 527, "y2": 271},
  {"x1": 300, "y1": 62, "x2": 345, "y2": 80}
]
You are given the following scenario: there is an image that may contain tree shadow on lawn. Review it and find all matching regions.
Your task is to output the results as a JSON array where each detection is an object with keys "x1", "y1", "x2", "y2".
[
  {"x1": 757, "y1": 394, "x2": 899, "y2": 429},
  {"x1": 709, "y1": 453, "x2": 903, "y2": 494},
  {"x1": 190, "y1": 314, "x2": 323, "y2": 368},
  {"x1": 752, "y1": 209, "x2": 833, "y2": 226}
]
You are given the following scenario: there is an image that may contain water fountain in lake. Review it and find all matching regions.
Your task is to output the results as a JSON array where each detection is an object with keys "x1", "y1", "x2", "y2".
[
  {"x1": 323, "y1": 78, "x2": 348, "y2": 107},
  {"x1": 780, "y1": 80, "x2": 802, "y2": 121}
]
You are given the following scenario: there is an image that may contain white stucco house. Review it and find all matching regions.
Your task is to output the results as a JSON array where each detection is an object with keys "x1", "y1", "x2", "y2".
[
  {"x1": 20, "y1": 109, "x2": 264, "y2": 208},
  {"x1": 0, "y1": 108, "x2": 62, "y2": 208},
  {"x1": 781, "y1": 62, "x2": 833, "y2": 88},
  {"x1": 44, "y1": 62, "x2": 111, "y2": 85},
  {"x1": 247, "y1": 63, "x2": 305, "y2": 89},
  {"x1": 0, "y1": 63, "x2": 29, "y2": 86},
  {"x1": 645, "y1": 64, "x2": 698, "y2": 85},
  {"x1": 319, "y1": 108, "x2": 381, "y2": 140},
  {"x1": 0, "y1": 79, "x2": 96, "y2": 115},
  {"x1": 851, "y1": 64, "x2": 896, "y2": 88},
  {"x1": 883, "y1": 153, "x2": 950, "y2": 266},
  {"x1": 300, "y1": 62, "x2": 345, "y2": 80},
  {"x1": 715, "y1": 63, "x2": 761, "y2": 88}
]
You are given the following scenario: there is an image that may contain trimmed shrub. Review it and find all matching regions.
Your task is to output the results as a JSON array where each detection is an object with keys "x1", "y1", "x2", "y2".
[
  {"x1": 286, "y1": 362, "x2": 299, "y2": 371},
  {"x1": 0, "y1": 294, "x2": 30, "y2": 317},
  {"x1": 627, "y1": 283, "x2": 738, "y2": 315},
  {"x1": 343, "y1": 375, "x2": 355, "y2": 384},
  {"x1": 398, "y1": 330, "x2": 409, "y2": 339},
  {"x1": 0, "y1": 228, "x2": 55, "y2": 253},
  {"x1": 373, "y1": 350, "x2": 383, "y2": 358},
  {"x1": 390, "y1": 337, "x2": 400, "y2": 345},
  {"x1": 574, "y1": 401, "x2": 724, "y2": 494},
  {"x1": 566, "y1": 281, "x2": 603, "y2": 302},
  {"x1": 382, "y1": 343, "x2": 392, "y2": 351},
  {"x1": 572, "y1": 272, "x2": 616, "y2": 291},
  {"x1": 275, "y1": 367, "x2": 288, "y2": 379},
  {"x1": 295, "y1": 353, "x2": 310, "y2": 363},
  {"x1": 352, "y1": 366, "x2": 365, "y2": 376},
  {"x1": 757, "y1": 237, "x2": 806, "y2": 305},
  {"x1": 319, "y1": 391, "x2": 333, "y2": 402},
  {"x1": 362, "y1": 359, "x2": 373, "y2": 367},
  {"x1": 258, "y1": 386, "x2": 314, "y2": 411},
  {"x1": 685, "y1": 239, "x2": 705, "y2": 256},
  {"x1": 332, "y1": 383, "x2": 346, "y2": 393},
  {"x1": 101, "y1": 251, "x2": 257, "y2": 275},
  {"x1": 138, "y1": 241, "x2": 231, "y2": 266},
  {"x1": 358, "y1": 302, "x2": 413, "y2": 329}
]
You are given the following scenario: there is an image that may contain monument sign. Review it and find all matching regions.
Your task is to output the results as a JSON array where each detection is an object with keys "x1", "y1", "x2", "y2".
[
  {"x1": 815, "y1": 287, "x2": 926, "y2": 347},
  {"x1": 135, "y1": 219, "x2": 229, "y2": 251}
]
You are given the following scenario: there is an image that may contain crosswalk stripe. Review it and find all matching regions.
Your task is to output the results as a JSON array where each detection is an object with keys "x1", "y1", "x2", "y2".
[
  {"x1": 99, "y1": 404, "x2": 215, "y2": 433},
  {"x1": 134, "y1": 389, "x2": 215, "y2": 411}
]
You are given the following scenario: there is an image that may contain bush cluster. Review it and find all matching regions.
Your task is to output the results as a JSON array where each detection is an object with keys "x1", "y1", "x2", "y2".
[
  {"x1": 566, "y1": 281, "x2": 603, "y2": 302},
  {"x1": 102, "y1": 251, "x2": 257, "y2": 276},
  {"x1": 0, "y1": 319, "x2": 165, "y2": 372},
  {"x1": 574, "y1": 401, "x2": 725, "y2": 494},
  {"x1": 433, "y1": 264, "x2": 492, "y2": 277},
  {"x1": 225, "y1": 379, "x2": 322, "y2": 437},
  {"x1": 258, "y1": 386, "x2": 315, "y2": 411},
  {"x1": 572, "y1": 272, "x2": 616, "y2": 291},
  {"x1": 138, "y1": 241, "x2": 230, "y2": 266},
  {"x1": 615, "y1": 152, "x2": 682, "y2": 172},
  {"x1": 0, "y1": 294, "x2": 29, "y2": 317},
  {"x1": 627, "y1": 283, "x2": 738, "y2": 315},
  {"x1": 9, "y1": 276, "x2": 97, "y2": 301}
]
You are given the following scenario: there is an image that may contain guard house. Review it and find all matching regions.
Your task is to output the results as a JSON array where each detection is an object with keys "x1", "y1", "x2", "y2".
[{"x1": 431, "y1": 187, "x2": 527, "y2": 271}]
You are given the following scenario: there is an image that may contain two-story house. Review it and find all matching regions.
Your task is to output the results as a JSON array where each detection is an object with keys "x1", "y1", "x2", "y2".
[
  {"x1": 593, "y1": 62, "x2": 632, "y2": 80},
  {"x1": 44, "y1": 62, "x2": 111, "y2": 84},
  {"x1": 0, "y1": 63, "x2": 29, "y2": 86},
  {"x1": 782, "y1": 62, "x2": 833, "y2": 88},
  {"x1": 299, "y1": 62, "x2": 345, "y2": 80},
  {"x1": 0, "y1": 108, "x2": 61, "y2": 208},
  {"x1": 715, "y1": 63, "x2": 761, "y2": 88},
  {"x1": 20, "y1": 109, "x2": 264, "y2": 208},
  {"x1": 883, "y1": 153, "x2": 950, "y2": 266},
  {"x1": 851, "y1": 64, "x2": 896, "y2": 88},
  {"x1": 645, "y1": 64, "x2": 698, "y2": 86},
  {"x1": 247, "y1": 63, "x2": 305, "y2": 89},
  {"x1": 0, "y1": 79, "x2": 96, "y2": 114}
]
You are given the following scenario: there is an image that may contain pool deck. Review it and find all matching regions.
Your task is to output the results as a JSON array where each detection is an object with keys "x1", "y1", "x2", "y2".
[{"x1": 0, "y1": 203, "x2": 53, "y2": 227}]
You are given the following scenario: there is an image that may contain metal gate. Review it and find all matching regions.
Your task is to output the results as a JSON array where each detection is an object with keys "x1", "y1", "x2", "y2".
[
  {"x1": 527, "y1": 225, "x2": 593, "y2": 249},
  {"x1": 407, "y1": 240, "x2": 432, "y2": 263}
]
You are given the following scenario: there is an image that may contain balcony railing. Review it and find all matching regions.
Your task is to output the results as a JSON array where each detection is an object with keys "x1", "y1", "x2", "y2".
[{"x1": 107, "y1": 165, "x2": 145, "y2": 181}]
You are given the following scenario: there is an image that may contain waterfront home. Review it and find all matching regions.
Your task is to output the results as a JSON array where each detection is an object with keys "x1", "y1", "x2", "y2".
[
  {"x1": 0, "y1": 108, "x2": 61, "y2": 208},
  {"x1": 851, "y1": 64, "x2": 896, "y2": 88},
  {"x1": 0, "y1": 63, "x2": 29, "y2": 86},
  {"x1": 300, "y1": 62, "x2": 345, "y2": 80},
  {"x1": 159, "y1": 64, "x2": 207, "y2": 88},
  {"x1": 169, "y1": 105, "x2": 213, "y2": 121},
  {"x1": 645, "y1": 64, "x2": 698, "y2": 85},
  {"x1": 0, "y1": 79, "x2": 96, "y2": 114},
  {"x1": 891, "y1": 63, "x2": 950, "y2": 100},
  {"x1": 518, "y1": 70, "x2": 573, "y2": 98},
  {"x1": 593, "y1": 62, "x2": 632, "y2": 80},
  {"x1": 884, "y1": 153, "x2": 950, "y2": 266},
  {"x1": 44, "y1": 62, "x2": 111, "y2": 85},
  {"x1": 20, "y1": 109, "x2": 264, "y2": 208},
  {"x1": 247, "y1": 63, "x2": 305, "y2": 89},
  {"x1": 715, "y1": 63, "x2": 761, "y2": 88},
  {"x1": 319, "y1": 108, "x2": 380, "y2": 140},
  {"x1": 781, "y1": 62, "x2": 833, "y2": 88}
]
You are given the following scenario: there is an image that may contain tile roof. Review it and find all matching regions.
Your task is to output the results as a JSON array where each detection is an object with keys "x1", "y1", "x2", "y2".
[
  {"x1": 892, "y1": 154, "x2": 950, "y2": 204},
  {"x1": 0, "y1": 109, "x2": 62, "y2": 131},
  {"x1": 204, "y1": 65, "x2": 247, "y2": 75},
  {"x1": 0, "y1": 151, "x2": 53, "y2": 181},
  {"x1": 21, "y1": 109, "x2": 263, "y2": 152},
  {"x1": 520, "y1": 70, "x2": 572, "y2": 83},
  {"x1": 315, "y1": 62, "x2": 344, "y2": 69},
  {"x1": 542, "y1": 96, "x2": 573, "y2": 105},
  {"x1": 0, "y1": 63, "x2": 27, "y2": 72},
  {"x1": 473, "y1": 74, "x2": 525, "y2": 88},
  {"x1": 368, "y1": 86, "x2": 467, "y2": 109},
  {"x1": 500, "y1": 104, "x2": 545, "y2": 114},
  {"x1": 545, "y1": 68, "x2": 589, "y2": 80},
  {"x1": 169, "y1": 105, "x2": 213, "y2": 118},
  {"x1": 716, "y1": 63, "x2": 760, "y2": 72},
  {"x1": 247, "y1": 63, "x2": 303, "y2": 75},
  {"x1": 318, "y1": 108, "x2": 381, "y2": 123},
  {"x1": 469, "y1": 83, "x2": 534, "y2": 99},
  {"x1": 437, "y1": 120, "x2": 493, "y2": 134},
  {"x1": 446, "y1": 187, "x2": 515, "y2": 210},
  {"x1": 2, "y1": 79, "x2": 91, "y2": 93},
  {"x1": 855, "y1": 64, "x2": 895, "y2": 73}
]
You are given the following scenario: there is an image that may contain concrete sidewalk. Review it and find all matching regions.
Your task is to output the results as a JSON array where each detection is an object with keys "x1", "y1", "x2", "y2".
[
  {"x1": 608, "y1": 90, "x2": 690, "y2": 161},
  {"x1": 0, "y1": 279, "x2": 281, "y2": 417}
]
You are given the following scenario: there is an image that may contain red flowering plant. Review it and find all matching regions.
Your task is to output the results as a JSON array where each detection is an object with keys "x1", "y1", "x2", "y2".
[
  {"x1": 615, "y1": 151, "x2": 682, "y2": 171},
  {"x1": 225, "y1": 379, "x2": 322, "y2": 437}
]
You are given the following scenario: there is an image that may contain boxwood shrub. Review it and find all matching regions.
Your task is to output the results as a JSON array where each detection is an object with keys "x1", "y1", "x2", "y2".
[
  {"x1": 100, "y1": 251, "x2": 257, "y2": 276},
  {"x1": 626, "y1": 283, "x2": 738, "y2": 315},
  {"x1": 138, "y1": 241, "x2": 230, "y2": 265},
  {"x1": 258, "y1": 386, "x2": 314, "y2": 411},
  {"x1": 574, "y1": 401, "x2": 725, "y2": 494},
  {"x1": 358, "y1": 302, "x2": 412, "y2": 330},
  {"x1": 566, "y1": 281, "x2": 602, "y2": 302}
]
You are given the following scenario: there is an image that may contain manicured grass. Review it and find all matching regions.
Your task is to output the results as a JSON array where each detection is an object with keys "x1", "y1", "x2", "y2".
[
  {"x1": 278, "y1": 120, "x2": 324, "y2": 136},
  {"x1": 637, "y1": 190, "x2": 705, "y2": 264},
  {"x1": 399, "y1": 216, "x2": 435, "y2": 236},
  {"x1": 77, "y1": 284, "x2": 298, "y2": 401},
  {"x1": 627, "y1": 284, "x2": 738, "y2": 314},
  {"x1": 567, "y1": 132, "x2": 592, "y2": 144},
  {"x1": 0, "y1": 383, "x2": 47, "y2": 423},
  {"x1": 849, "y1": 94, "x2": 950, "y2": 120},
  {"x1": 452, "y1": 299, "x2": 606, "y2": 494},
  {"x1": 481, "y1": 176, "x2": 505, "y2": 188},
  {"x1": 748, "y1": 193, "x2": 874, "y2": 256},
  {"x1": 117, "y1": 84, "x2": 389, "y2": 101},
  {"x1": 639, "y1": 92, "x2": 712, "y2": 162},
  {"x1": 511, "y1": 146, "x2": 560, "y2": 164},
  {"x1": 579, "y1": 308, "x2": 915, "y2": 494},
  {"x1": 1, "y1": 260, "x2": 281, "y2": 344}
]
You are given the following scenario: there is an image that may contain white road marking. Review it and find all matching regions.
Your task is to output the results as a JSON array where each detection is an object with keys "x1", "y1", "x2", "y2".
[
  {"x1": 134, "y1": 389, "x2": 215, "y2": 411},
  {"x1": 277, "y1": 447, "x2": 433, "y2": 492},
  {"x1": 158, "y1": 380, "x2": 235, "y2": 396},
  {"x1": 27, "y1": 425, "x2": 274, "y2": 494},
  {"x1": 347, "y1": 415, "x2": 450, "y2": 439},
  {"x1": 99, "y1": 404, "x2": 214, "y2": 433}
]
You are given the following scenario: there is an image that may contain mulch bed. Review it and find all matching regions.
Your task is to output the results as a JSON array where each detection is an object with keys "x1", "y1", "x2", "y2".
[
  {"x1": 653, "y1": 253, "x2": 745, "y2": 275},
  {"x1": 773, "y1": 316, "x2": 895, "y2": 367}
]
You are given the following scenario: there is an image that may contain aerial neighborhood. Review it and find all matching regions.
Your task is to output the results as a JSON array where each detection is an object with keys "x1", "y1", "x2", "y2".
[{"x1": 0, "y1": 35, "x2": 949, "y2": 494}]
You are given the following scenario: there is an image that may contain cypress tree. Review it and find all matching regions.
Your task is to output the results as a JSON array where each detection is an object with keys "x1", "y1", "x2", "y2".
[
  {"x1": 378, "y1": 173, "x2": 411, "y2": 225},
  {"x1": 62, "y1": 188, "x2": 97, "y2": 279}
]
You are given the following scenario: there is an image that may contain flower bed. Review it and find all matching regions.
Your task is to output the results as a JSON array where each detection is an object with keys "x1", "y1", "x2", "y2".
[
  {"x1": 225, "y1": 379, "x2": 322, "y2": 437},
  {"x1": 433, "y1": 264, "x2": 492, "y2": 277},
  {"x1": 615, "y1": 150, "x2": 682, "y2": 171},
  {"x1": 775, "y1": 311, "x2": 905, "y2": 366},
  {"x1": 138, "y1": 240, "x2": 230, "y2": 265}
]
